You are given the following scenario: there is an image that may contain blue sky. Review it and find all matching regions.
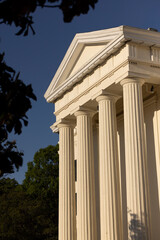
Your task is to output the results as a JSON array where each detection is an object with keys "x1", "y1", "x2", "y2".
[{"x1": 1, "y1": 0, "x2": 160, "y2": 183}]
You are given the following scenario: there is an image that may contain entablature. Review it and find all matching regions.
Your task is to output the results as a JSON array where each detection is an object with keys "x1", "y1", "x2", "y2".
[{"x1": 53, "y1": 42, "x2": 160, "y2": 121}]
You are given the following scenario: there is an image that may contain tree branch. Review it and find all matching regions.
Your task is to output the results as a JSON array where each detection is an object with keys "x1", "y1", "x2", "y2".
[{"x1": 37, "y1": 4, "x2": 60, "y2": 8}]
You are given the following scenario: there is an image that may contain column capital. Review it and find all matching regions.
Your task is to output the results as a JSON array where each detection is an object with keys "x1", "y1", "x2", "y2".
[
  {"x1": 57, "y1": 119, "x2": 76, "y2": 129},
  {"x1": 74, "y1": 107, "x2": 96, "y2": 118},
  {"x1": 96, "y1": 93, "x2": 119, "y2": 103},
  {"x1": 120, "y1": 77, "x2": 145, "y2": 86},
  {"x1": 92, "y1": 89, "x2": 121, "y2": 102}
]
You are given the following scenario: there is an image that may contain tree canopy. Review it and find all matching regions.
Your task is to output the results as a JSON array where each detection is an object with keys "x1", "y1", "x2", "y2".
[
  {"x1": 0, "y1": 0, "x2": 98, "y2": 36},
  {"x1": 23, "y1": 144, "x2": 59, "y2": 198},
  {"x1": 0, "y1": 145, "x2": 59, "y2": 240}
]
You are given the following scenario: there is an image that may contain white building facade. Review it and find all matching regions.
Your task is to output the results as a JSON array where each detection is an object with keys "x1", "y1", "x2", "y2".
[{"x1": 44, "y1": 26, "x2": 160, "y2": 240}]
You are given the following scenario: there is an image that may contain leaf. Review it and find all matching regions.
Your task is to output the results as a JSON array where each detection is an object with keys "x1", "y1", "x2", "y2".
[
  {"x1": 15, "y1": 27, "x2": 26, "y2": 36},
  {"x1": 24, "y1": 27, "x2": 29, "y2": 36}
]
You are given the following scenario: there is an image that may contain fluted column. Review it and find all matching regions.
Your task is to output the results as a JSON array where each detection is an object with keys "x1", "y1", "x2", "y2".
[
  {"x1": 58, "y1": 122, "x2": 76, "y2": 240},
  {"x1": 93, "y1": 122, "x2": 100, "y2": 240},
  {"x1": 96, "y1": 94, "x2": 123, "y2": 240},
  {"x1": 75, "y1": 110, "x2": 97, "y2": 240},
  {"x1": 121, "y1": 78, "x2": 151, "y2": 240}
]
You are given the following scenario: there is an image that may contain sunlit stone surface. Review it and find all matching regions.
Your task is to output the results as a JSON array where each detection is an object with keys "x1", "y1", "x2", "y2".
[{"x1": 45, "y1": 26, "x2": 160, "y2": 240}]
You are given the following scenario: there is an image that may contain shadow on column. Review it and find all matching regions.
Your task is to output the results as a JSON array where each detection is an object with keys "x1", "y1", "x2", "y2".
[{"x1": 128, "y1": 212, "x2": 145, "y2": 240}]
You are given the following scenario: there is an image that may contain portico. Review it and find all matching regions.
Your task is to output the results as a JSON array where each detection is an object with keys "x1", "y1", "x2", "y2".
[{"x1": 45, "y1": 26, "x2": 160, "y2": 240}]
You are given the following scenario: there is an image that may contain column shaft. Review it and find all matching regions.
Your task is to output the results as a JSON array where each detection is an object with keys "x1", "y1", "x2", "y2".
[
  {"x1": 93, "y1": 123, "x2": 100, "y2": 240},
  {"x1": 59, "y1": 124, "x2": 76, "y2": 240},
  {"x1": 75, "y1": 111, "x2": 97, "y2": 240},
  {"x1": 122, "y1": 79, "x2": 151, "y2": 239},
  {"x1": 97, "y1": 95, "x2": 123, "y2": 240}
]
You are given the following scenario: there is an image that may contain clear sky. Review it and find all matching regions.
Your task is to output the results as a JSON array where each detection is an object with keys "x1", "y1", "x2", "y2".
[{"x1": 1, "y1": 0, "x2": 160, "y2": 183}]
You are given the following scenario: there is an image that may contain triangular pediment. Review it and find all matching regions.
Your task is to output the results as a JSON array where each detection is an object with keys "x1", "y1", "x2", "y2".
[{"x1": 44, "y1": 26, "x2": 125, "y2": 102}]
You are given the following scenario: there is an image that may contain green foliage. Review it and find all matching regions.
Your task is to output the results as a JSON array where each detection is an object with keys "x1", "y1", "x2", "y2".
[
  {"x1": 23, "y1": 144, "x2": 59, "y2": 197},
  {"x1": 0, "y1": 177, "x2": 19, "y2": 194},
  {"x1": 0, "y1": 180, "x2": 47, "y2": 240},
  {"x1": 0, "y1": 53, "x2": 37, "y2": 177},
  {"x1": 0, "y1": 0, "x2": 98, "y2": 36},
  {"x1": 0, "y1": 145, "x2": 59, "y2": 240},
  {"x1": 23, "y1": 145, "x2": 59, "y2": 239}
]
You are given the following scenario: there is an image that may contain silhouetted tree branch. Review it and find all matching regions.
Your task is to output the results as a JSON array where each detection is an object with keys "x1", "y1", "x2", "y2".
[
  {"x1": 0, "y1": 53, "x2": 37, "y2": 177},
  {"x1": 0, "y1": 0, "x2": 98, "y2": 36}
]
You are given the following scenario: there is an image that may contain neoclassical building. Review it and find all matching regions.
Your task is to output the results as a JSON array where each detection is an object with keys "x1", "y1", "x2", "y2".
[{"x1": 44, "y1": 26, "x2": 160, "y2": 240}]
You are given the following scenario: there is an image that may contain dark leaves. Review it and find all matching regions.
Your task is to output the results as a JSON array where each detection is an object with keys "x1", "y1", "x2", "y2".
[
  {"x1": 60, "y1": 0, "x2": 98, "y2": 22},
  {"x1": 0, "y1": 0, "x2": 98, "y2": 36},
  {"x1": 0, "y1": 53, "x2": 36, "y2": 177},
  {"x1": 0, "y1": 140, "x2": 23, "y2": 177},
  {"x1": 0, "y1": 53, "x2": 37, "y2": 134},
  {"x1": 0, "y1": 0, "x2": 36, "y2": 36}
]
